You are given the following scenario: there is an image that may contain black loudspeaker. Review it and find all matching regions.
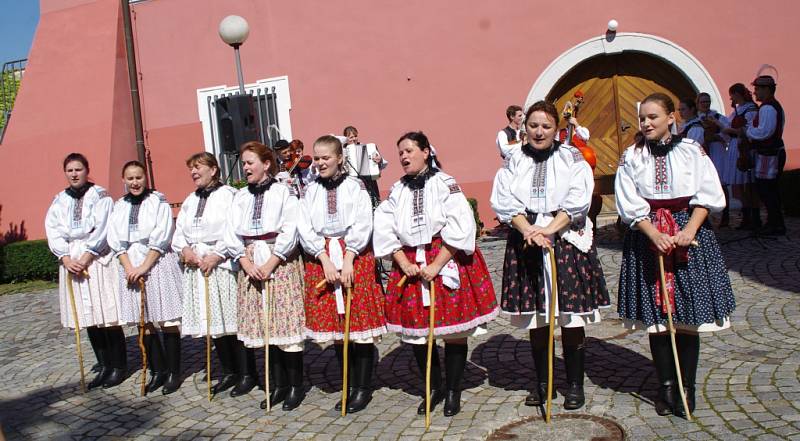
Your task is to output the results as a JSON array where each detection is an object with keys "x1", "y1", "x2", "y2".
[{"x1": 215, "y1": 94, "x2": 260, "y2": 153}]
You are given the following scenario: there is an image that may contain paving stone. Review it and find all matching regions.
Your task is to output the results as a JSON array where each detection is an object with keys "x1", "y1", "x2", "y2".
[{"x1": 1, "y1": 220, "x2": 799, "y2": 440}]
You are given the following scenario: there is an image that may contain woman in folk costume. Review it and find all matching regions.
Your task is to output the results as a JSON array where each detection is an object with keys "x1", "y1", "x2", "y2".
[
  {"x1": 374, "y1": 131, "x2": 498, "y2": 417},
  {"x1": 226, "y1": 141, "x2": 307, "y2": 411},
  {"x1": 107, "y1": 160, "x2": 184, "y2": 394},
  {"x1": 298, "y1": 135, "x2": 387, "y2": 413},
  {"x1": 721, "y1": 84, "x2": 760, "y2": 230},
  {"x1": 45, "y1": 153, "x2": 127, "y2": 389},
  {"x1": 172, "y1": 152, "x2": 250, "y2": 396},
  {"x1": 490, "y1": 101, "x2": 610, "y2": 411},
  {"x1": 615, "y1": 93, "x2": 735, "y2": 418}
]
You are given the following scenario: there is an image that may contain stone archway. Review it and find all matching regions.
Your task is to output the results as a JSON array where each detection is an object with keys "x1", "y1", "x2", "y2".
[{"x1": 524, "y1": 32, "x2": 723, "y2": 111}]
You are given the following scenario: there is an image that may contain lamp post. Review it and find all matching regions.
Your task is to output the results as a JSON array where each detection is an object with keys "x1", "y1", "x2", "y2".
[{"x1": 218, "y1": 15, "x2": 250, "y2": 94}]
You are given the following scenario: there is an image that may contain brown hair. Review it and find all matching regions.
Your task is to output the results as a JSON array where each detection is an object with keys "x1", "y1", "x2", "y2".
[
  {"x1": 121, "y1": 160, "x2": 146, "y2": 177},
  {"x1": 636, "y1": 93, "x2": 677, "y2": 148},
  {"x1": 396, "y1": 131, "x2": 442, "y2": 170},
  {"x1": 63, "y1": 152, "x2": 89, "y2": 171},
  {"x1": 728, "y1": 83, "x2": 754, "y2": 103},
  {"x1": 313, "y1": 134, "x2": 343, "y2": 157},
  {"x1": 185, "y1": 152, "x2": 221, "y2": 181},
  {"x1": 239, "y1": 141, "x2": 278, "y2": 176},
  {"x1": 524, "y1": 100, "x2": 559, "y2": 127},
  {"x1": 506, "y1": 105, "x2": 523, "y2": 121},
  {"x1": 642, "y1": 93, "x2": 676, "y2": 114},
  {"x1": 343, "y1": 126, "x2": 358, "y2": 137},
  {"x1": 289, "y1": 139, "x2": 304, "y2": 151}
]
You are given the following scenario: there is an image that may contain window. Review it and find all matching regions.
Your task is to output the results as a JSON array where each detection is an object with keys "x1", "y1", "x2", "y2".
[{"x1": 196, "y1": 76, "x2": 292, "y2": 181}]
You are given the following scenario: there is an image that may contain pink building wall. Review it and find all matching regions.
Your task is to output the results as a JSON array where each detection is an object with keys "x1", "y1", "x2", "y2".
[
  {"x1": 0, "y1": 0, "x2": 136, "y2": 239},
  {"x1": 1, "y1": 0, "x2": 798, "y2": 238}
]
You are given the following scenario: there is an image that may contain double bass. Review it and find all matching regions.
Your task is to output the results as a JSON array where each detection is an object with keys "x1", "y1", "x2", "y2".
[{"x1": 558, "y1": 91, "x2": 597, "y2": 170}]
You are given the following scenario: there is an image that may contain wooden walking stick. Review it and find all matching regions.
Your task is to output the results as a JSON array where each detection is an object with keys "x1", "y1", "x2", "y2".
[
  {"x1": 658, "y1": 253, "x2": 692, "y2": 421},
  {"x1": 545, "y1": 247, "x2": 558, "y2": 424},
  {"x1": 204, "y1": 272, "x2": 212, "y2": 402},
  {"x1": 262, "y1": 279, "x2": 271, "y2": 412},
  {"x1": 138, "y1": 278, "x2": 148, "y2": 397},
  {"x1": 66, "y1": 272, "x2": 87, "y2": 393},
  {"x1": 425, "y1": 280, "x2": 436, "y2": 430},
  {"x1": 341, "y1": 286, "x2": 353, "y2": 416}
]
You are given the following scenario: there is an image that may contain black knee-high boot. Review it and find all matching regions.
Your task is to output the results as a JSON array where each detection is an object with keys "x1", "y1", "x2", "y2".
[
  {"x1": 230, "y1": 342, "x2": 258, "y2": 397},
  {"x1": 144, "y1": 333, "x2": 167, "y2": 394},
  {"x1": 261, "y1": 346, "x2": 289, "y2": 409},
  {"x1": 212, "y1": 335, "x2": 238, "y2": 394},
  {"x1": 562, "y1": 327, "x2": 586, "y2": 410},
  {"x1": 86, "y1": 326, "x2": 108, "y2": 389},
  {"x1": 649, "y1": 333, "x2": 676, "y2": 416},
  {"x1": 282, "y1": 350, "x2": 306, "y2": 411},
  {"x1": 161, "y1": 332, "x2": 182, "y2": 394},
  {"x1": 347, "y1": 343, "x2": 376, "y2": 413},
  {"x1": 102, "y1": 326, "x2": 127, "y2": 388},
  {"x1": 412, "y1": 343, "x2": 444, "y2": 415},
  {"x1": 673, "y1": 333, "x2": 700, "y2": 418},
  {"x1": 333, "y1": 343, "x2": 356, "y2": 411},
  {"x1": 443, "y1": 343, "x2": 468, "y2": 417},
  {"x1": 526, "y1": 327, "x2": 557, "y2": 406}
]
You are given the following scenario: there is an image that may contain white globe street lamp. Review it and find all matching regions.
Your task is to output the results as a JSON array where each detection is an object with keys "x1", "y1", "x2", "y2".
[{"x1": 219, "y1": 15, "x2": 250, "y2": 94}]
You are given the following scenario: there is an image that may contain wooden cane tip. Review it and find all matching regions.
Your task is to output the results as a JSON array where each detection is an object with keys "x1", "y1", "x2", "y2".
[
  {"x1": 315, "y1": 279, "x2": 327, "y2": 289},
  {"x1": 397, "y1": 275, "x2": 408, "y2": 288}
]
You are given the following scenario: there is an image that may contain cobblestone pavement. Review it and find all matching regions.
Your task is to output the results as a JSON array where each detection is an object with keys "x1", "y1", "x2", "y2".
[{"x1": 1, "y1": 216, "x2": 798, "y2": 440}]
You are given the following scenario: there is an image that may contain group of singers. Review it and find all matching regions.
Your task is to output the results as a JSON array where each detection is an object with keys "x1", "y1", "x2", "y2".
[{"x1": 47, "y1": 92, "x2": 735, "y2": 420}]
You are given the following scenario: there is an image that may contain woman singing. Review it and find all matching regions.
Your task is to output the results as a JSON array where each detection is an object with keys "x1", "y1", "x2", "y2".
[
  {"x1": 172, "y1": 152, "x2": 248, "y2": 396},
  {"x1": 226, "y1": 141, "x2": 307, "y2": 410},
  {"x1": 107, "y1": 160, "x2": 184, "y2": 395},
  {"x1": 374, "y1": 131, "x2": 498, "y2": 417},
  {"x1": 490, "y1": 101, "x2": 610, "y2": 410},
  {"x1": 616, "y1": 93, "x2": 735, "y2": 418},
  {"x1": 298, "y1": 135, "x2": 387, "y2": 413},
  {"x1": 45, "y1": 153, "x2": 127, "y2": 389}
]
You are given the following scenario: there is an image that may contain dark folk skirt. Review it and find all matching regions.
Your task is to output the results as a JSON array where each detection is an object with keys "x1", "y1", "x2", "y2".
[
  {"x1": 617, "y1": 210, "x2": 736, "y2": 331},
  {"x1": 500, "y1": 213, "x2": 610, "y2": 315}
]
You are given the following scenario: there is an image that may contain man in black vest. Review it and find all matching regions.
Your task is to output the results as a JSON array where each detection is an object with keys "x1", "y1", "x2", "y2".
[
  {"x1": 746, "y1": 75, "x2": 786, "y2": 236},
  {"x1": 496, "y1": 105, "x2": 524, "y2": 159}
]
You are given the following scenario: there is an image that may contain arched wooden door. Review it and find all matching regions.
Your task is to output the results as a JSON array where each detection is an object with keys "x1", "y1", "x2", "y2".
[{"x1": 547, "y1": 52, "x2": 697, "y2": 210}]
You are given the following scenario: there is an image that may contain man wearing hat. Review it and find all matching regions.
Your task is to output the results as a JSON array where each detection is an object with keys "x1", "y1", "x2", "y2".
[
  {"x1": 272, "y1": 139, "x2": 295, "y2": 186},
  {"x1": 746, "y1": 75, "x2": 786, "y2": 236}
]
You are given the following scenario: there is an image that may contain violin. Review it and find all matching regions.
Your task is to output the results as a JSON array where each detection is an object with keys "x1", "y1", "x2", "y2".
[
  {"x1": 286, "y1": 152, "x2": 313, "y2": 175},
  {"x1": 558, "y1": 91, "x2": 597, "y2": 170}
]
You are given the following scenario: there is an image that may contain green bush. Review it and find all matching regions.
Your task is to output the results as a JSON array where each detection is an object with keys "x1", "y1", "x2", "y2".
[
  {"x1": 0, "y1": 239, "x2": 58, "y2": 282},
  {"x1": 781, "y1": 168, "x2": 800, "y2": 217},
  {"x1": 467, "y1": 197, "x2": 484, "y2": 238}
]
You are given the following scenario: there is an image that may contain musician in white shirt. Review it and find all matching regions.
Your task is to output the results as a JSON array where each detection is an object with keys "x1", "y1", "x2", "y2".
[
  {"x1": 172, "y1": 152, "x2": 248, "y2": 397},
  {"x1": 107, "y1": 160, "x2": 184, "y2": 395},
  {"x1": 297, "y1": 135, "x2": 388, "y2": 413},
  {"x1": 45, "y1": 153, "x2": 127, "y2": 389},
  {"x1": 496, "y1": 105, "x2": 524, "y2": 158},
  {"x1": 373, "y1": 131, "x2": 499, "y2": 417},
  {"x1": 343, "y1": 126, "x2": 387, "y2": 208},
  {"x1": 225, "y1": 141, "x2": 307, "y2": 411},
  {"x1": 615, "y1": 93, "x2": 735, "y2": 418}
]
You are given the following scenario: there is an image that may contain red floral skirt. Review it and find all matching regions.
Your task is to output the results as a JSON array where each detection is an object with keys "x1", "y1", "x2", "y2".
[
  {"x1": 385, "y1": 238, "x2": 499, "y2": 338},
  {"x1": 303, "y1": 238, "x2": 387, "y2": 341}
]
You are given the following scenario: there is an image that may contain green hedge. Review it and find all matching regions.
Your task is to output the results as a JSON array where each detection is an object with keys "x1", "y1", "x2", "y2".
[
  {"x1": 467, "y1": 197, "x2": 484, "y2": 238},
  {"x1": 781, "y1": 168, "x2": 800, "y2": 217},
  {"x1": 0, "y1": 239, "x2": 58, "y2": 283}
]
